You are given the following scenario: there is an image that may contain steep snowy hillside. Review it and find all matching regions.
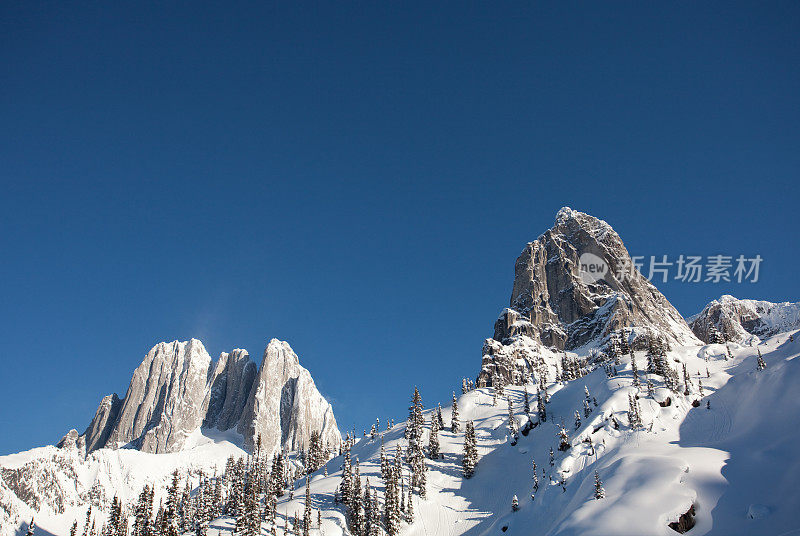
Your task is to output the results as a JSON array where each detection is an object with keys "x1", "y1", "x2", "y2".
[
  {"x1": 689, "y1": 295, "x2": 800, "y2": 344},
  {"x1": 190, "y1": 330, "x2": 800, "y2": 536}
]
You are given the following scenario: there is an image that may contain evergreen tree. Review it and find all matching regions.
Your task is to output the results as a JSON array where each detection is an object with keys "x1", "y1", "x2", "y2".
[
  {"x1": 82, "y1": 507, "x2": 93, "y2": 536},
  {"x1": 574, "y1": 410, "x2": 581, "y2": 430},
  {"x1": 549, "y1": 447, "x2": 554, "y2": 467},
  {"x1": 557, "y1": 426, "x2": 570, "y2": 451},
  {"x1": 428, "y1": 414, "x2": 440, "y2": 459},
  {"x1": 522, "y1": 387, "x2": 531, "y2": 416},
  {"x1": 511, "y1": 495, "x2": 519, "y2": 512},
  {"x1": 530, "y1": 459, "x2": 539, "y2": 499},
  {"x1": 436, "y1": 403, "x2": 445, "y2": 429},
  {"x1": 451, "y1": 393, "x2": 460, "y2": 433},
  {"x1": 382, "y1": 454, "x2": 401, "y2": 536},
  {"x1": 25, "y1": 518, "x2": 35, "y2": 536},
  {"x1": 507, "y1": 397, "x2": 518, "y2": 436},
  {"x1": 630, "y1": 350, "x2": 640, "y2": 387},
  {"x1": 70, "y1": 522, "x2": 78, "y2": 536},
  {"x1": 303, "y1": 477, "x2": 312, "y2": 536},
  {"x1": 536, "y1": 387, "x2": 547, "y2": 422},
  {"x1": 757, "y1": 348, "x2": 767, "y2": 371},
  {"x1": 628, "y1": 394, "x2": 643, "y2": 429},
  {"x1": 594, "y1": 471, "x2": 605, "y2": 499},
  {"x1": 164, "y1": 470, "x2": 181, "y2": 536},
  {"x1": 340, "y1": 439, "x2": 353, "y2": 512},
  {"x1": 462, "y1": 421, "x2": 478, "y2": 478}
]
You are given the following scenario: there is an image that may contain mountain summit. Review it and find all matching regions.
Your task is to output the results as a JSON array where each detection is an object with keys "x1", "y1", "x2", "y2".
[
  {"x1": 81, "y1": 338, "x2": 341, "y2": 458},
  {"x1": 492, "y1": 207, "x2": 697, "y2": 351}
]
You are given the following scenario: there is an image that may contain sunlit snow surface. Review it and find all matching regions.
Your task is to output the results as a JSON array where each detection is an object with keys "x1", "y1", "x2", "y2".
[{"x1": 4, "y1": 332, "x2": 800, "y2": 536}]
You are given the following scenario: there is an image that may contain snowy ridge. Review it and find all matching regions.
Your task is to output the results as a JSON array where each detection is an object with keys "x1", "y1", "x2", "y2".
[{"x1": 689, "y1": 295, "x2": 800, "y2": 344}]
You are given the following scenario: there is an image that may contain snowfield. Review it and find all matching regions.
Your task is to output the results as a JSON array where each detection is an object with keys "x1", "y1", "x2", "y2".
[{"x1": 4, "y1": 331, "x2": 800, "y2": 536}]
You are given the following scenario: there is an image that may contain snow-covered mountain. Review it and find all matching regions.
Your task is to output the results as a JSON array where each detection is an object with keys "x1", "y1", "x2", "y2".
[
  {"x1": 0, "y1": 337, "x2": 340, "y2": 536},
  {"x1": 5, "y1": 208, "x2": 800, "y2": 536},
  {"x1": 688, "y1": 295, "x2": 800, "y2": 344},
  {"x1": 482, "y1": 207, "x2": 698, "y2": 386}
]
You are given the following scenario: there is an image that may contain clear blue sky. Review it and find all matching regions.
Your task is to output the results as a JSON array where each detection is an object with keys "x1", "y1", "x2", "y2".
[{"x1": 1, "y1": 2, "x2": 798, "y2": 455}]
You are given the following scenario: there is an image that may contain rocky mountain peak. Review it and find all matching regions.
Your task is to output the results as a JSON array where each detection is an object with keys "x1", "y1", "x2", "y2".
[
  {"x1": 493, "y1": 207, "x2": 698, "y2": 351},
  {"x1": 79, "y1": 337, "x2": 340, "y2": 459}
]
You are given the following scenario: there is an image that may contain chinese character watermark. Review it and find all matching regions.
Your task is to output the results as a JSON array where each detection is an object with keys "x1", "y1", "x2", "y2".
[{"x1": 591, "y1": 254, "x2": 763, "y2": 284}]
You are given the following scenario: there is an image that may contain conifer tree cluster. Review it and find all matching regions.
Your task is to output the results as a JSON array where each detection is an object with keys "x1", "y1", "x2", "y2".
[
  {"x1": 559, "y1": 353, "x2": 588, "y2": 382},
  {"x1": 757, "y1": 348, "x2": 767, "y2": 371}
]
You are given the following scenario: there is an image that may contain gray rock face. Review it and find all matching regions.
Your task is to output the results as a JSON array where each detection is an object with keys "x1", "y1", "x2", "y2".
[
  {"x1": 492, "y1": 207, "x2": 698, "y2": 351},
  {"x1": 80, "y1": 338, "x2": 340, "y2": 459},
  {"x1": 204, "y1": 349, "x2": 258, "y2": 431},
  {"x1": 81, "y1": 393, "x2": 122, "y2": 453},
  {"x1": 101, "y1": 339, "x2": 212, "y2": 454},
  {"x1": 689, "y1": 295, "x2": 800, "y2": 343},
  {"x1": 237, "y1": 339, "x2": 340, "y2": 454}
]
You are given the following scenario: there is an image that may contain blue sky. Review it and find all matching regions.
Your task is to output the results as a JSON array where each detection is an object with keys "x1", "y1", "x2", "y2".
[{"x1": 1, "y1": 2, "x2": 798, "y2": 455}]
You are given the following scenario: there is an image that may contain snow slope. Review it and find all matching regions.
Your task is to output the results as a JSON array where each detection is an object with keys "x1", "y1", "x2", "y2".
[
  {"x1": 253, "y1": 332, "x2": 800, "y2": 536},
  {"x1": 0, "y1": 429, "x2": 247, "y2": 536}
]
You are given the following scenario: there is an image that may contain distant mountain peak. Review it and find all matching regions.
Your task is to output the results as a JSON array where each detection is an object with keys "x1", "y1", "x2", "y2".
[
  {"x1": 689, "y1": 295, "x2": 800, "y2": 343},
  {"x1": 79, "y1": 337, "x2": 341, "y2": 459}
]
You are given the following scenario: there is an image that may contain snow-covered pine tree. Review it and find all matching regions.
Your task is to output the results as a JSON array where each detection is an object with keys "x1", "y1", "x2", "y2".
[
  {"x1": 462, "y1": 421, "x2": 477, "y2": 478},
  {"x1": 132, "y1": 485, "x2": 153, "y2": 536},
  {"x1": 574, "y1": 410, "x2": 581, "y2": 430},
  {"x1": 630, "y1": 350, "x2": 640, "y2": 387},
  {"x1": 523, "y1": 387, "x2": 531, "y2": 416},
  {"x1": 628, "y1": 394, "x2": 642, "y2": 428},
  {"x1": 531, "y1": 459, "x2": 539, "y2": 498},
  {"x1": 537, "y1": 387, "x2": 547, "y2": 422},
  {"x1": 437, "y1": 403, "x2": 445, "y2": 428},
  {"x1": 70, "y1": 522, "x2": 78, "y2": 536},
  {"x1": 428, "y1": 414, "x2": 440, "y2": 459},
  {"x1": 25, "y1": 518, "x2": 34, "y2": 536},
  {"x1": 340, "y1": 439, "x2": 353, "y2": 512},
  {"x1": 383, "y1": 460, "x2": 401, "y2": 536},
  {"x1": 451, "y1": 392, "x2": 460, "y2": 433},
  {"x1": 406, "y1": 486, "x2": 414, "y2": 523},
  {"x1": 507, "y1": 396, "x2": 518, "y2": 436},
  {"x1": 351, "y1": 465, "x2": 363, "y2": 534},
  {"x1": 594, "y1": 471, "x2": 605, "y2": 499},
  {"x1": 757, "y1": 348, "x2": 767, "y2": 370},
  {"x1": 165, "y1": 470, "x2": 181, "y2": 536},
  {"x1": 557, "y1": 426, "x2": 570, "y2": 451},
  {"x1": 708, "y1": 324, "x2": 725, "y2": 344},
  {"x1": 549, "y1": 447, "x2": 554, "y2": 467},
  {"x1": 511, "y1": 495, "x2": 519, "y2": 512},
  {"x1": 303, "y1": 477, "x2": 312, "y2": 536}
]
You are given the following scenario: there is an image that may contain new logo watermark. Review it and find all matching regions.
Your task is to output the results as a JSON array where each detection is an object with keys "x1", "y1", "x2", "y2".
[
  {"x1": 579, "y1": 252, "x2": 608, "y2": 284},
  {"x1": 578, "y1": 253, "x2": 763, "y2": 284}
]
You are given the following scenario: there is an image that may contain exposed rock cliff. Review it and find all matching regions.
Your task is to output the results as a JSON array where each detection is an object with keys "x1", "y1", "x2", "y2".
[
  {"x1": 480, "y1": 207, "x2": 698, "y2": 386},
  {"x1": 79, "y1": 338, "x2": 340, "y2": 458}
]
